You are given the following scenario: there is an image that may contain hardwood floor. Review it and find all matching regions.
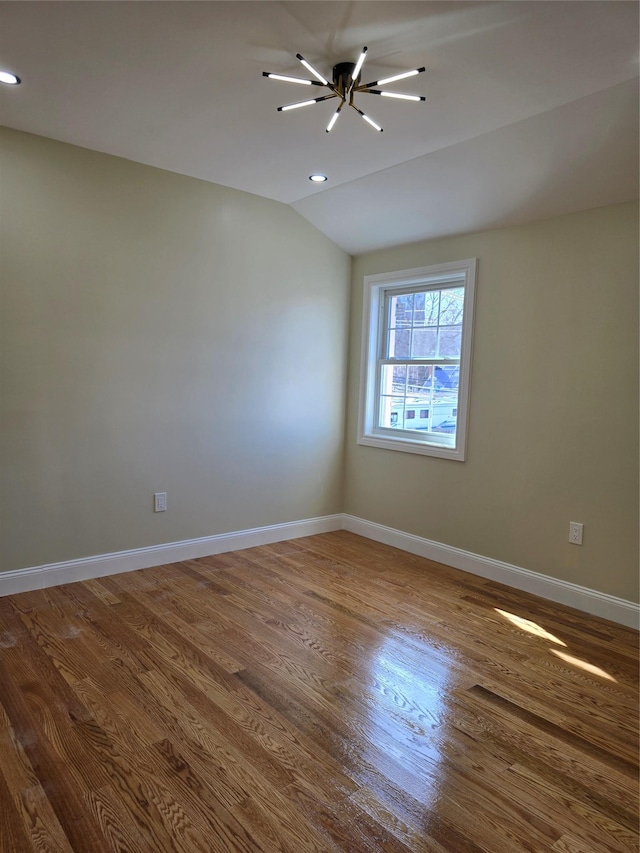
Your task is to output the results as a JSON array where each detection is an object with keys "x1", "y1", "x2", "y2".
[{"x1": 0, "y1": 531, "x2": 637, "y2": 852}]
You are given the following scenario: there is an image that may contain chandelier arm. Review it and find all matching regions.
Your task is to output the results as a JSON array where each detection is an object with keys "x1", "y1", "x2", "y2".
[
  {"x1": 326, "y1": 99, "x2": 346, "y2": 133},
  {"x1": 347, "y1": 46, "x2": 368, "y2": 97},
  {"x1": 349, "y1": 102, "x2": 383, "y2": 132},
  {"x1": 359, "y1": 89, "x2": 426, "y2": 102},
  {"x1": 277, "y1": 92, "x2": 338, "y2": 112},
  {"x1": 358, "y1": 67, "x2": 426, "y2": 90},
  {"x1": 295, "y1": 53, "x2": 329, "y2": 86},
  {"x1": 263, "y1": 72, "x2": 325, "y2": 87},
  {"x1": 295, "y1": 53, "x2": 345, "y2": 99}
]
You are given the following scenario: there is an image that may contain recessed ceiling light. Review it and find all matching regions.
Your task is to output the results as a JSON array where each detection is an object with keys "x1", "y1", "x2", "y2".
[
  {"x1": 0, "y1": 71, "x2": 21, "y2": 85},
  {"x1": 309, "y1": 174, "x2": 328, "y2": 183}
]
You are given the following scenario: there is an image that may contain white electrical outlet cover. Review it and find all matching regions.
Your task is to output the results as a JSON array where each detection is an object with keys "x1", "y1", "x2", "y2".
[{"x1": 569, "y1": 521, "x2": 583, "y2": 545}]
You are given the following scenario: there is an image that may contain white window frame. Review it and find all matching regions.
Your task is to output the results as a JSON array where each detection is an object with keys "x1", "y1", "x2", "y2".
[{"x1": 358, "y1": 259, "x2": 477, "y2": 461}]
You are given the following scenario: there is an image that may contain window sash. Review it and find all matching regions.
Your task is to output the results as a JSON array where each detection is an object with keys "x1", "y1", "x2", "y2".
[
  {"x1": 375, "y1": 365, "x2": 460, "y2": 446},
  {"x1": 380, "y1": 281, "x2": 465, "y2": 363}
]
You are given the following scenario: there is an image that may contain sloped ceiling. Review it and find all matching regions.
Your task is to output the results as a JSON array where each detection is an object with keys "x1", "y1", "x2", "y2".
[{"x1": 0, "y1": 1, "x2": 637, "y2": 254}]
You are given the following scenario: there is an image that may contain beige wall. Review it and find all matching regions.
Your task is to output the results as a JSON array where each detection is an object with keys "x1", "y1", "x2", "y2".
[
  {"x1": 0, "y1": 127, "x2": 350, "y2": 571},
  {"x1": 2, "y1": 127, "x2": 637, "y2": 605},
  {"x1": 346, "y1": 203, "x2": 639, "y2": 603}
]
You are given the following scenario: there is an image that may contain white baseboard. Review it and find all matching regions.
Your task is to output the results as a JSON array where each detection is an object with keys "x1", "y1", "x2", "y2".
[
  {"x1": 343, "y1": 515, "x2": 639, "y2": 630},
  {"x1": 1, "y1": 512, "x2": 637, "y2": 629},
  {"x1": 0, "y1": 514, "x2": 343, "y2": 598}
]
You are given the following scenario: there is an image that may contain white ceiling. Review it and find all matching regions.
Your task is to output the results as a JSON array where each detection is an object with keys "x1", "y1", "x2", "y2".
[{"x1": 1, "y1": 1, "x2": 638, "y2": 254}]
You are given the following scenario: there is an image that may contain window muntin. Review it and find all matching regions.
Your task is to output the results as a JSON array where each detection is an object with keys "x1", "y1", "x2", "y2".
[{"x1": 358, "y1": 260, "x2": 476, "y2": 460}]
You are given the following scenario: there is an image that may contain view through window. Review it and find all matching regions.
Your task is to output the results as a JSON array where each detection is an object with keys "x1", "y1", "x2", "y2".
[{"x1": 379, "y1": 285, "x2": 464, "y2": 435}]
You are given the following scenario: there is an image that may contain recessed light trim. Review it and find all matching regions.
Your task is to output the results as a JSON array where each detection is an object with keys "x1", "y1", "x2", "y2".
[
  {"x1": 309, "y1": 174, "x2": 328, "y2": 183},
  {"x1": 0, "y1": 71, "x2": 21, "y2": 85}
]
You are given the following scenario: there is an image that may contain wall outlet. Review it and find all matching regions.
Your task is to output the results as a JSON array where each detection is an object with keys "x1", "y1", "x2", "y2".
[
  {"x1": 569, "y1": 521, "x2": 583, "y2": 545},
  {"x1": 154, "y1": 492, "x2": 167, "y2": 513}
]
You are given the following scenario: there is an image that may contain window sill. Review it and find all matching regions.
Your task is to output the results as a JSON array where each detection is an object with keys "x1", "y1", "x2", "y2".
[{"x1": 357, "y1": 431, "x2": 466, "y2": 461}]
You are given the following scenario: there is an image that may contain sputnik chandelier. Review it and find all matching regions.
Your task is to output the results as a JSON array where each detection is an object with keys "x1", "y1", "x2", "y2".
[{"x1": 263, "y1": 46, "x2": 425, "y2": 133}]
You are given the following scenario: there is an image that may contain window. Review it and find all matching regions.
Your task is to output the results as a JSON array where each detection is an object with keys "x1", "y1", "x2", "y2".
[{"x1": 358, "y1": 259, "x2": 477, "y2": 460}]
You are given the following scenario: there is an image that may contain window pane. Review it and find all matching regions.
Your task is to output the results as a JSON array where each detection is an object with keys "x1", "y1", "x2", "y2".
[
  {"x1": 439, "y1": 288, "x2": 464, "y2": 325},
  {"x1": 407, "y1": 364, "x2": 432, "y2": 393},
  {"x1": 403, "y1": 394, "x2": 460, "y2": 434},
  {"x1": 434, "y1": 365, "x2": 459, "y2": 391},
  {"x1": 412, "y1": 291, "x2": 425, "y2": 326},
  {"x1": 379, "y1": 396, "x2": 404, "y2": 428},
  {"x1": 438, "y1": 325, "x2": 462, "y2": 357},
  {"x1": 432, "y1": 382, "x2": 460, "y2": 434},
  {"x1": 423, "y1": 291, "x2": 441, "y2": 326},
  {"x1": 388, "y1": 328, "x2": 410, "y2": 358},
  {"x1": 411, "y1": 328, "x2": 437, "y2": 358},
  {"x1": 389, "y1": 293, "x2": 413, "y2": 328},
  {"x1": 432, "y1": 411, "x2": 458, "y2": 433},
  {"x1": 380, "y1": 364, "x2": 406, "y2": 394}
]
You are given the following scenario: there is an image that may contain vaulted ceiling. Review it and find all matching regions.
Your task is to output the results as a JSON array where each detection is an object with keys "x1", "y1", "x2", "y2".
[{"x1": 1, "y1": 1, "x2": 637, "y2": 254}]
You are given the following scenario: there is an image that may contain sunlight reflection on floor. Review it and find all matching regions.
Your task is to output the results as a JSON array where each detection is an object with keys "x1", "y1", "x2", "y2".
[
  {"x1": 550, "y1": 649, "x2": 617, "y2": 682},
  {"x1": 494, "y1": 608, "x2": 617, "y2": 681},
  {"x1": 494, "y1": 608, "x2": 567, "y2": 645}
]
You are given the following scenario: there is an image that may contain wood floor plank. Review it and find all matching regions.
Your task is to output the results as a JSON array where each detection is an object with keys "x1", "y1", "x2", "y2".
[
  {"x1": 504, "y1": 763, "x2": 638, "y2": 852},
  {"x1": 0, "y1": 531, "x2": 637, "y2": 852},
  {"x1": 0, "y1": 761, "x2": 35, "y2": 853},
  {"x1": 136, "y1": 667, "x2": 297, "y2": 794},
  {"x1": 0, "y1": 711, "x2": 74, "y2": 853},
  {"x1": 466, "y1": 684, "x2": 638, "y2": 776},
  {"x1": 0, "y1": 661, "x2": 112, "y2": 852},
  {"x1": 82, "y1": 785, "x2": 151, "y2": 853},
  {"x1": 15, "y1": 784, "x2": 75, "y2": 853},
  {"x1": 349, "y1": 784, "x2": 485, "y2": 853},
  {"x1": 450, "y1": 690, "x2": 639, "y2": 824}
]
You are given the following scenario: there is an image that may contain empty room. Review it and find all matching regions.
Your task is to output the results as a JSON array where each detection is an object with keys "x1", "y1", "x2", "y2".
[{"x1": 0, "y1": 2, "x2": 638, "y2": 851}]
